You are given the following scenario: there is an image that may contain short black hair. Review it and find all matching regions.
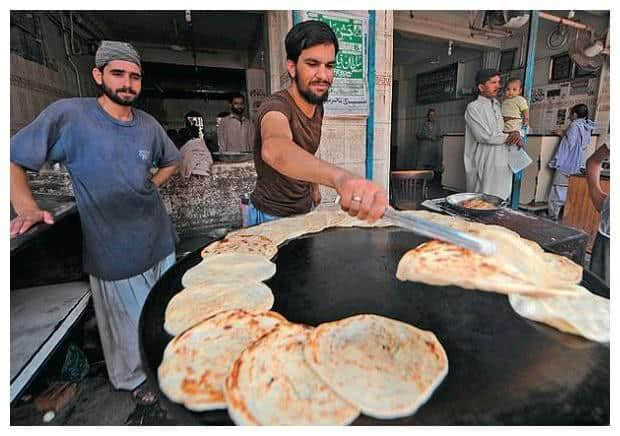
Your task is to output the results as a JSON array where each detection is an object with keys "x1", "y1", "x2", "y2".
[
  {"x1": 230, "y1": 92, "x2": 245, "y2": 103},
  {"x1": 217, "y1": 111, "x2": 230, "y2": 118},
  {"x1": 285, "y1": 20, "x2": 339, "y2": 63},
  {"x1": 184, "y1": 111, "x2": 203, "y2": 138},
  {"x1": 475, "y1": 69, "x2": 501, "y2": 86},
  {"x1": 571, "y1": 104, "x2": 589, "y2": 120},
  {"x1": 427, "y1": 109, "x2": 436, "y2": 117},
  {"x1": 184, "y1": 110, "x2": 202, "y2": 120}
]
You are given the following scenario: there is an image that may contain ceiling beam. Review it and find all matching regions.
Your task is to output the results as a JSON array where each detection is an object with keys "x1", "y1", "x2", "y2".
[{"x1": 394, "y1": 11, "x2": 505, "y2": 50}]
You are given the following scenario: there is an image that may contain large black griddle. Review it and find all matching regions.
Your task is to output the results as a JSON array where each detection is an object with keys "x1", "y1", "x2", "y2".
[{"x1": 139, "y1": 227, "x2": 609, "y2": 425}]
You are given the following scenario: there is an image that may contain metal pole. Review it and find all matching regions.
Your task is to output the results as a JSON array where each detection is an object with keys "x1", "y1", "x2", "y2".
[
  {"x1": 538, "y1": 11, "x2": 592, "y2": 32},
  {"x1": 366, "y1": 11, "x2": 376, "y2": 180},
  {"x1": 511, "y1": 10, "x2": 538, "y2": 209}
]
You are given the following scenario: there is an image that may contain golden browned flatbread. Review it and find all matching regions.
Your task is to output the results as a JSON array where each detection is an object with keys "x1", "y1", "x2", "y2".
[
  {"x1": 224, "y1": 323, "x2": 360, "y2": 425},
  {"x1": 303, "y1": 314, "x2": 448, "y2": 419},
  {"x1": 541, "y1": 252, "x2": 583, "y2": 285},
  {"x1": 396, "y1": 240, "x2": 580, "y2": 297},
  {"x1": 201, "y1": 234, "x2": 277, "y2": 260},
  {"x1": 158, "y1": 310, "x2": 288, "y2": 411}
]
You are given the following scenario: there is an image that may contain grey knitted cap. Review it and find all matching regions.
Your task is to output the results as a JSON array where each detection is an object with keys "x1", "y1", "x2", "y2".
[{"x1": 95, "y1": 40, "x2": 141, "y2": 68}]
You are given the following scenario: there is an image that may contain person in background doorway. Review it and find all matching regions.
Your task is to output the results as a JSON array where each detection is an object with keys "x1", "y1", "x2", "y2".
[
  {"x1": 212, "y1": 111, "x2": 229, "y2": 153},
  {"x1": 10, "y1": 41, "x2": 179, "y2": 406},
  {"x1": 416, "y1": 108, "x2": 443, "y2": 172},
  {"x1": 217, "y1": 93, "x2": 254, "y2": 152},
  {"x1": 547, "y1": 104, "x2": 595, "y2": 221},
  {"x1": 178, "y1": 111, "x2": 213, "y2": 178},
  {"x1": 464, "y1": 69, "x2": 522, "y2": 200},
  {"x1": 179, "y1": 110, "x2": 203, "y2": 146},
  {"x1": 585, "y1": 131, "x2": 609, "y2": 286}
]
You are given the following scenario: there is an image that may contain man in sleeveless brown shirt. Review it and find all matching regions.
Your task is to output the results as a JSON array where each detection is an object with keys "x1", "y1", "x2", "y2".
[{"x1": 249, "y1": 20, "x2": 387, "y2": 225}]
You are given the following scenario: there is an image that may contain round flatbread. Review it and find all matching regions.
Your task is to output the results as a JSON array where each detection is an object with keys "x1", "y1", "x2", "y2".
[
  {"x1": 224, "y1": 323, "x2": 360, "y2": 425},
  {"x1": 509, "y1": 285, "x2": 609, "y2": 343},
  {"x1": 201, "y1": 234, "x2": 278, "y2": 260},
  {"x1": 304, "y1": 314, "x2": 448, "y2": 419},
  {"x1": 337, "y1": 215, "x2": 393, "y2": 228},
  {"x1": 302, "y1": 210, "x2": 335, "y2": 234},
  {"x1": 182, "y1": 253, "x2": 276, "y2": 288},
  {"x1": 396, "y1": 240, "x2": 580, "y2": 297},
  {"x1": 158, "y1": 310, "x2": 288, "y2": 411},
  {"x1": 232, "y1": 216, "x2": 308, "y2": 246},
  {"x1": 164, "y1": 281, "x2": 275, "y2": 335},
  {"x1": 542, "y1": 252, "x2": 583, "y2": 285}
]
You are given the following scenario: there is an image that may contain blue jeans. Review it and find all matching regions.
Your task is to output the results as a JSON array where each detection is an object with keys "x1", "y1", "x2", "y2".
[{"x1": 246, "y1": 200, "x2": 282, "y2": 226}]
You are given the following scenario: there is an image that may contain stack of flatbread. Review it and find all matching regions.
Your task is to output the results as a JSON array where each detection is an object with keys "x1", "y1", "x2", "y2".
[
  {"x1": 159, "y1": 309, "x2": 448, "y2": 424},
  {"x1": 167, "y1": 235, "x2": 280, "y2": 337},
  {"x1": 159, "y1": 310, "x2": 287, "y2": 411},
  {"x1": 224, "y1": 322, "x2": 361, "y2": 425},
  {"x1": 395, "y1": 211, "x2": 609, "y2": 343},
  {"x1": 302, "y1": 314, "x2": 448, "y2": 419}
]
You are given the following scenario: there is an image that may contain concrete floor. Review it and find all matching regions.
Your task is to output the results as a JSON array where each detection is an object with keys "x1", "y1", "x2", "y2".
[
  {"x1": 9, "y1": 307, "x2": 182, "y2": 426},
  {"x1": 10, "y1": 232, "x2": 219, "y2": 426}
]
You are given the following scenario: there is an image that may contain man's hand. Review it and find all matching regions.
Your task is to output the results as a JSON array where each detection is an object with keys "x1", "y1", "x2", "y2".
[
  {"x1": 505, "y1": 131, "x2": 521, "y2": 145},
  {"x1": 334, "y1": 173, "x2": 387, "y2": 223},
  {"x1": 311, "y1": 183, "x2": 322, "y2": 207},
  {"x1": 589, "y1": 187, "x2": 608, "y2": 212},
  {"x1": 515, "y1": 137, "x2": 524, "y2": 148},
  {"x1": 10, "y1": 208, "x2": 54, "y2": 238},
  {"x1": 151, "y1": 164, "x2": 178, "y2": 188}
]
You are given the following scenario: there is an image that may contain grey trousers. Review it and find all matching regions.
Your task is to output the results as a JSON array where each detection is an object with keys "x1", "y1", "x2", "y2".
[
  {"x1": 89, "y1": 252, "x2": 176, "y2": 390},
  {"x1": 590, "y1": 232, "x2": 610, "y2": 287},
  {"x1": 547, "y1": 171, "x2": 569, "y2": 221}
]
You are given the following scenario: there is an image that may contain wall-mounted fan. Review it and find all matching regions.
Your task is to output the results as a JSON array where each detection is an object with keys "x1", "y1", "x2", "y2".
[
  {"x1": 567, "y1": 28, "x2": 609, "y2": 72},
  {"x1": 483, "y1": 11, "x2": 530, "y2": 30}
]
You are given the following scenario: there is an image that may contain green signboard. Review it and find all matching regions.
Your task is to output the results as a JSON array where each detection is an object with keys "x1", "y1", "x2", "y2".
[{"x1": 303, "y1": 11, "x2": 369, "y2": 116}]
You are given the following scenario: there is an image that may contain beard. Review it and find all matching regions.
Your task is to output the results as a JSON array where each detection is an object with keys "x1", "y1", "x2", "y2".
[
  {"x1": 231, "y1": 106, "x2": 244, "y2": 115},
  {"x1": 100, "y1": 82, "x2": 138, "y2": 106},
  {"x1": 295, "y1": 71, "x2": 330, "y2": 105}
]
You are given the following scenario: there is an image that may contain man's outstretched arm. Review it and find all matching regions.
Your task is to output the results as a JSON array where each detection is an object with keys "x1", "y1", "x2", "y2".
[{"x1": 260, "y1": 111, "x2": 387, "y2": 222}]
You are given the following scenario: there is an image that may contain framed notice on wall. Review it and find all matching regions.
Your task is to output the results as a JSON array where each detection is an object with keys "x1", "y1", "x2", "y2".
[
  {"x1": 550, "y1": 53, "x2": 573, "y2": 82},
  {"x1": 299, "y1": 11, "x2": 369, "y2": 117},
  {"x1": 415, "y1": 63, "x2": 459, "y2": 104}
]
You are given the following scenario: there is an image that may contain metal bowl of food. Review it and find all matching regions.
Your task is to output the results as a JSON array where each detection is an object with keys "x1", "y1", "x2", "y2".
[
  {"x1": 212, "y1": 152, "x2": 253, "y2": 163},
  {"x1": 445, "y1": 192, "x2": 507, "y2": 215}
]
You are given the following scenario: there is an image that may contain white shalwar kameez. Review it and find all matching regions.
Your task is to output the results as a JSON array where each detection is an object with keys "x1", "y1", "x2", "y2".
[{"x1": 464, "y1": 95, "x2": 512, "y2": 200}]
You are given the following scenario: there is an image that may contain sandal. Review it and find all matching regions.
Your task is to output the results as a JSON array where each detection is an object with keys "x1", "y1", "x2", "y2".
[{"x1": 132, "y1": 382, "x2": 158, "y2": 406}]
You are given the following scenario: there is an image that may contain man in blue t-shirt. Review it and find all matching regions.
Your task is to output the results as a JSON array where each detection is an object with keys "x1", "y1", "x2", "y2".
[{"x1": 10, "y1": 41, "x2": 180, "y2": 405}]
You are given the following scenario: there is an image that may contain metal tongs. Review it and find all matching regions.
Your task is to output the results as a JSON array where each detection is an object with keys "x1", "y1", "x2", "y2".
[
  {"x1": 382, "y1": 208, "x2": 496, "y2": 256},
  {"x1": 335, "y1": 196, "x2": 496, "y2": 256}
]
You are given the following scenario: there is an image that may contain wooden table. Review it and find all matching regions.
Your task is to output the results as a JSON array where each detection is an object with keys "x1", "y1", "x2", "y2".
[{"x1": 563, "y1": 173, "x2": 610, "y2": 252}]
